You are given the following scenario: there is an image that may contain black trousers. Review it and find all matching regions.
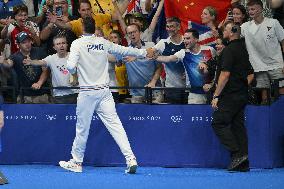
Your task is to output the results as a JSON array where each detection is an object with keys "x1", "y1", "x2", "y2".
[{"x1": 212, "y1": 95, "x2": 248, "y2": 156}]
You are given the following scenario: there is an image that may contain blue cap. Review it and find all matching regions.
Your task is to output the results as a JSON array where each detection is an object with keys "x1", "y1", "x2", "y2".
[{"x1": 16, "y1": 31, "x2": 31, "y2": 43}]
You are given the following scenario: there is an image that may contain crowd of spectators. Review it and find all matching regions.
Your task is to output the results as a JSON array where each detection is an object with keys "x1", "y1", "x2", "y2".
[{"x1": 0, "y1": 0, "x2": 283, "y2": 105}]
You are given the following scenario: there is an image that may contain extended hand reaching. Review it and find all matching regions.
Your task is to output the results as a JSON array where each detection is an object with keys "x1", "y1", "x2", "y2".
[{"x1": 146, "y1": 48, "x2": 156, "y2": 59}]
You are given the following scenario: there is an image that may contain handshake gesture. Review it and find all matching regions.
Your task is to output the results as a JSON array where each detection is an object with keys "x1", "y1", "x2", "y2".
[
  {"x1": 146, "y1": 48, "x2": 159, "y2": 60},
  {"x1": 123, "y1": 48, "x2": 159, "y2": 64}
]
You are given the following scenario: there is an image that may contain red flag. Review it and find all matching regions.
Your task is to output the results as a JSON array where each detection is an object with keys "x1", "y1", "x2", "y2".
[{"x1": 164, "y1": 0, "x2": 231, "y2": 33}]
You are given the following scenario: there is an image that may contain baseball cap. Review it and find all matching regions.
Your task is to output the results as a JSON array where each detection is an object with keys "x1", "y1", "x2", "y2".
[{"x1": 16, "y1": 31, "x2": 31, "y2": 43}]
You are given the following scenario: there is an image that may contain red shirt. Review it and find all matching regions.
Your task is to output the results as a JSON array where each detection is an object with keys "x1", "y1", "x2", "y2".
[{"x1": 10, "y1": 26, "x2": 32, "y2": 54}]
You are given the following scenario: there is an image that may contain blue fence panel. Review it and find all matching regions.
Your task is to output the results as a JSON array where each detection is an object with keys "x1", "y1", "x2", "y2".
[{"x1": 0, "y1": 98, "x2": 283, "y2": 168}]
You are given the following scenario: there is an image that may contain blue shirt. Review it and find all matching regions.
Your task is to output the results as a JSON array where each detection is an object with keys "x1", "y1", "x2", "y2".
[
  {"x1": 175, "y1": 46, "x2": 216, "y2": 94},
  {"x1": 0, "y1": 0, "x2": 23, "y2": 19},
  {"x1": 119, "y1": 41, "x2": 161, "y2": 96},
  {"x1": 125, "y1": 57, "x2": 161, "y2": 96}
]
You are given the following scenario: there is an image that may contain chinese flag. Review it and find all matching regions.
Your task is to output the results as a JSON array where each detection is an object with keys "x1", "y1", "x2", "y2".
[{"x1": 164, "y1": 0, "x2": 231, "y2": 33}]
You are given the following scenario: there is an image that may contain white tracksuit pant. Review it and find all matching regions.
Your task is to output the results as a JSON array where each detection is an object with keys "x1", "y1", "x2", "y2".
[{"x1": 71, "y1": 88, "x2": 135, "y2": 163}]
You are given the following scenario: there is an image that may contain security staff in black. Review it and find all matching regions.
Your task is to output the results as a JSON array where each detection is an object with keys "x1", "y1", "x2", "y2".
[{"x1": 211, "y1": 21, "x2": 254, "y2": 172}]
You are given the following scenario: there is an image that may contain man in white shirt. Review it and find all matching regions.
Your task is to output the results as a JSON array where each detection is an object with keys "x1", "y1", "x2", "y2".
[
  {"x1": 241, "y1": 0, "x2": 284, "y2": 104},
  {"x1": 58, "y1": 16, "x2": 154, "y2": 174},
  {"x1": 23, "y1": 35, "x2": 78, "y2": 104}
]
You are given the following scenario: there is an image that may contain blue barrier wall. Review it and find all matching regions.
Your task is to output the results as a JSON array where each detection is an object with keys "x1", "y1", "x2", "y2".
[{"x1": 0, "y1": 96, "x2": 284, "y2": 168}]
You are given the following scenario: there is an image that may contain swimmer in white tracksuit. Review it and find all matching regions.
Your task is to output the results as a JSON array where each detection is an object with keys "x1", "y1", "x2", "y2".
[{"x1": 59, "y1": 17, "x2": 154, "y2": 174}]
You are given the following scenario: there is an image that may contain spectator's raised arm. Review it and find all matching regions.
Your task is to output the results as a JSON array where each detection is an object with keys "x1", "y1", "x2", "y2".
[
  {"x1": 112, "y1": 0, "x2": 127, "y2": 35},
  {"x1": 111, "y1": 0, "x2": 129, "y2": 21},
  {"x1": 48, "y1": 12, "x2": 72, "y2": 30},
  {"x1": 148, "y1": 0, "x2": 164, "y2": 32},
  {"x1": 0, "y1": 17, "x2": 13, "y2": 39},
  {"x1": 25, "y1": 22, "x2": 41, "y2": 46},
  {"x1": 145, "y1": 0, "x2": 153, "y2": 13}
]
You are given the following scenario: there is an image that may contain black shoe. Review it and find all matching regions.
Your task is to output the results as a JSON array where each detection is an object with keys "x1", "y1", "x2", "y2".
[
  {"x1": 237, "y1": 160, "x2": 250, "y2": 172},
  {"x1": 227, "y1": 155, "x2": 248, "y2": 171},
  {"x1": 229, "y1": 160, "x2": 250, "y2": 172}
]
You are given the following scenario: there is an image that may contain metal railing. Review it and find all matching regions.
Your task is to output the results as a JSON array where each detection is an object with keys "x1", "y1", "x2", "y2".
[
  {"x1": 0, "y1": 86, "x2": 16, "y2": 103},
  {"x1": 271, "y1": 78, "x2": 284, "y2": 101},
  {"x1": 1, "y1": 80, "x2": 283, "y2": 105}
]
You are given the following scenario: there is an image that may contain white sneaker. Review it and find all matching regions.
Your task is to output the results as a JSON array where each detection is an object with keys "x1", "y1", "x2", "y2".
[
  {"x1": 59, "y1": 159, "x2": 82, "y2": 173},
  {"x1": 125, "y1": 158, "x2": 138, "y2": 174}
]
